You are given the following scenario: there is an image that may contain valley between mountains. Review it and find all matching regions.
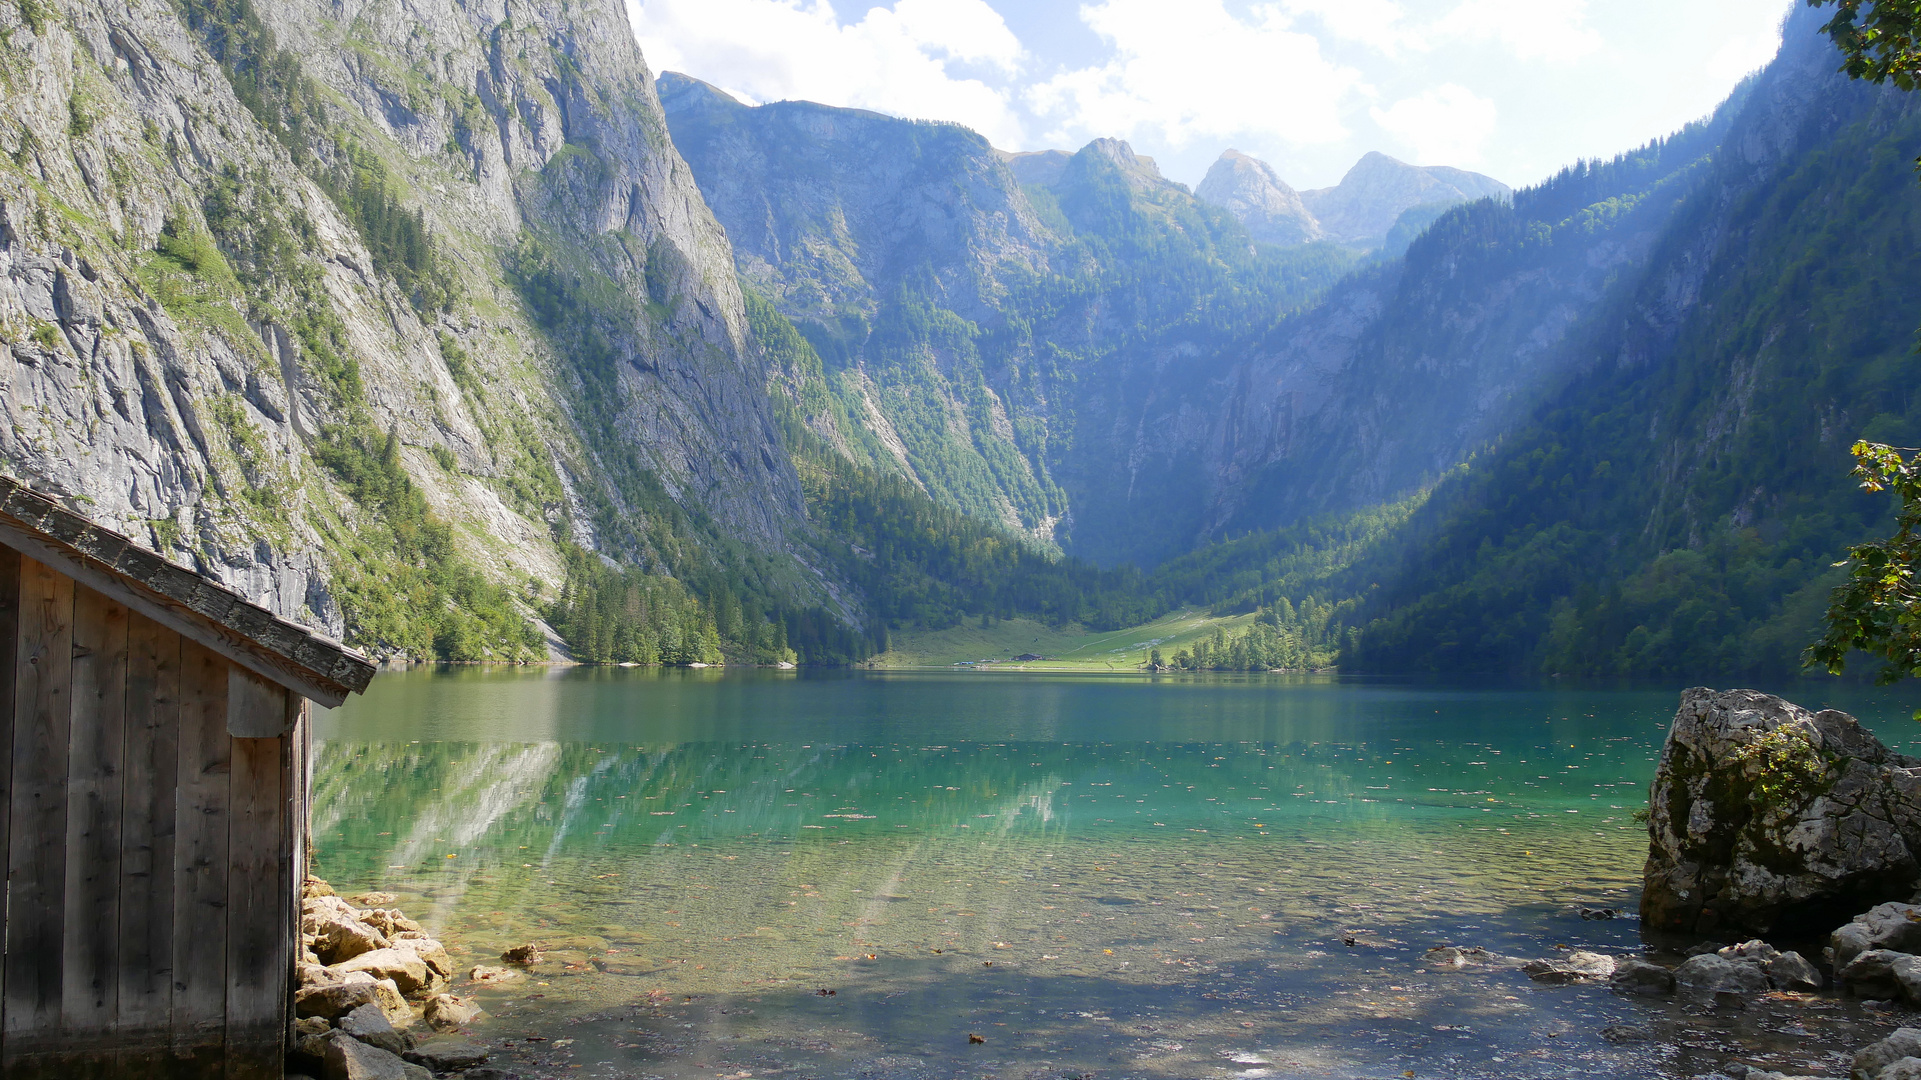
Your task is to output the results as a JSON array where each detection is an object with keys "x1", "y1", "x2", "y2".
[{"x1": 3, "y1": 0, "x2": 1917, "y2": 678}]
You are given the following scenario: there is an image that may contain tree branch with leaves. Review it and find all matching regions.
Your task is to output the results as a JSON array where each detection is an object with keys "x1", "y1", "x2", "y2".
[
  {"x1": 1809, "y1": 443, "x2": 1921, "y2": 683},
  {"x1": 1812, "y1": 1, "x2": 1921, "y2": 90}
]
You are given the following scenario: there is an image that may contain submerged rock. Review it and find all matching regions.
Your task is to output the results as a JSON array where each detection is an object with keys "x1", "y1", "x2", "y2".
[
  {"x1": 1641, "y1": 688, "x2": 1921, "y2": 935},
  {"x1": 1524, "y1": 951, "x2": 1616, "y2": 983},
  {"x1": 1839, "y1": 949, "x2": 1916, "y2": 1000},
  {"x1": 1610, "y1": 958, "x2": 1676, "y2": 995},
  {"x1": 404, "y1": 1037, "x2": 490, "y2": 1072},
  {"x1": 423, "y1": 993, "x2": 483, "y2": 1031},
  {"x1": 1840, "y1": 948, "x2": 1921, "y2": 1005},
  {"x1": 1674, "y1": 953, "x2": 1770, "y2": 995},
  {"x1": 1768, "y1": 951, "x2": 1823, "y2": 991},
  {"x1": 1855, "y1": 1028, "x2": 1921, "y2": 1079},
  {"x1": 501, "y1": 943, "x2": 544, "y2": 965},
  {"x1": 1833, "y1": 903, "x2": 1921, "y2": 970}
]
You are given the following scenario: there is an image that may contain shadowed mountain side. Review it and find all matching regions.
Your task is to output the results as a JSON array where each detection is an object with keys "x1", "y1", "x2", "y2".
[{"x1": 1343, "y1": 6, "x2": 1921, "y2": 676}]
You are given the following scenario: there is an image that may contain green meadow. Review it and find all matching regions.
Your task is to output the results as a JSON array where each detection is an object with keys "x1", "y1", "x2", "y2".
[{"x1": 868, "y1": 608, "x2": 1262, "y2": 670}]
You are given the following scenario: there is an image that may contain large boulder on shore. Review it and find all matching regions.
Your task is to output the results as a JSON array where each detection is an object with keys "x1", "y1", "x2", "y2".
[{"x1": 1640, "y1": 688, "x2": 1921, "y2": 935}]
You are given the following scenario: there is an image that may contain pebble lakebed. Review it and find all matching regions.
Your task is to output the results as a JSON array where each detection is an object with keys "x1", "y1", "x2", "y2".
[
  {"x1": 311, "y1": 825, "x2": 1915, "y2": 1080},
  {"x1": 309, "y1": 674, "x2": 1921, "y2": 1078}
]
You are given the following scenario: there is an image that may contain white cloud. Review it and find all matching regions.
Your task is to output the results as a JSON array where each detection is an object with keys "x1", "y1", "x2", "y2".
[
  {"x1": 1369, "y1": 83, "x2": 1498, "y2": 165},
  {"x1": 1434, "y1": 0, "x2": 1603, "y2": 61},
  {"x1": 627, "y1": 0, "x2": 1027, "y2": 145},
  {"x1": 1026, "y1": 0, "x2": 1365, "y2": 151},
  {"x1": 1280, "y1": 0, "x2": 1421, "y2": 55},
  {"x1": 1704, "y1": 25, "x2": 1783, "y2": 85}
]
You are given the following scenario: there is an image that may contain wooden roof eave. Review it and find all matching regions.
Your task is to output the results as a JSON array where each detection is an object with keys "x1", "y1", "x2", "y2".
[{"x1": 0, "y1": 478, "x2": 375, "y2": 708}]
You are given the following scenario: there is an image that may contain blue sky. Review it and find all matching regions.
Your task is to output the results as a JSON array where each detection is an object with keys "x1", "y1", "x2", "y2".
[{"x1": 626, "y1": 0, "x2": 1793, "y2": 191}]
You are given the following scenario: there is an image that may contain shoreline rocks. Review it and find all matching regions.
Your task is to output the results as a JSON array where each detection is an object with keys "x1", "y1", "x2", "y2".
[
  {"x1": 1641, "y1": 688, "x2": 1921, "y2": 937},
  {"x1": 291, "y1": 878, "x2": 499, "y2": 1080}
]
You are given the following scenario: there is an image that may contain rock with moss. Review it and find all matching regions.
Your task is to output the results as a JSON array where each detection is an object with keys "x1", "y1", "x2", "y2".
[{"x1": 1641, "y1": 688, "x2": 1921, "y2": 936}]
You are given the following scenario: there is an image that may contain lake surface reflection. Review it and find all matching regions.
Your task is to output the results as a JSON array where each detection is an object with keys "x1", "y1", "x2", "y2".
[{"x1": 313, "y1": 669, "x2": 1921, "y2": 1080}]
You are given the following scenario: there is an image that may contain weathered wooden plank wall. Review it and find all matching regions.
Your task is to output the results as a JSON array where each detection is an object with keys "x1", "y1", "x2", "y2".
[
  {"x1": 172, "y1": 640, "x2": 232, "y2": 1074},
  {"x1": 64, "y1": 586, "x2": 129, "y2": 1073},
  {"x1": 0, "y1": 547, "x2": 20, "y2": 1050},
  {"x1": 6, "y1": 556, "x2": 77, "y2": 1067},
  {"x1": 227, "y1": 667, "x2": 293, "y2": 1080},
  {"x1": 120, "y1": 611, "x2": 182, "y2": 1067},
  {"x1": 0, "y1": 558, "x2": 299, "y2": 1078}
]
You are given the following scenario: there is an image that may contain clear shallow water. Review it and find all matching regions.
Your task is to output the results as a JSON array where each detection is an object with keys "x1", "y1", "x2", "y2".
[{"x1": 313, "y1": 670, "x2": 1921, "y2": 1080}]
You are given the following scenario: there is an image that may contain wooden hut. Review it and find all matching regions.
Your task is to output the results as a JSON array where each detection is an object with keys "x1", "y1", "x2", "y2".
[{"x1": 0, "y1": 476, "x2": 375, "y2": 1077}]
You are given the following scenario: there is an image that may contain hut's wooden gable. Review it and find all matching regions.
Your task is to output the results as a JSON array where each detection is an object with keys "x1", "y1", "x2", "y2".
[{"x1": 0, "y1": 480, "x2": 374, "y2": 1078}]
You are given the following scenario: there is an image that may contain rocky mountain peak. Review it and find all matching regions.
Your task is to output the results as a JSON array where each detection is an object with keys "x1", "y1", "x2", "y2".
[
  {"x1": 1300, "y1": 151, "x2": 1510, "y2": 246},
  {"x1": 657, "y1": 71, "x2": 748, "y2": 118},
  {"x1": 1076, "y1": 137, "x2": 1172, "y2": 190},
  {"x1": 1194, "y1": 149, "x2": 1324, "y2": 246},
  {"x1": 1005, "y1": 139, "x2": 1172, "y2": 193}
]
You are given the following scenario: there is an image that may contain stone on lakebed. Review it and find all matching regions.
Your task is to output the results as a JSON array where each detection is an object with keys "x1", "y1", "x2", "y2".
[
  {"x1": 1856, "y1": 1028, "x2": 1921, "y2": 1080},
  {"x1": 1672, "y1": 953, "x2": 1769, "y2": 995}
]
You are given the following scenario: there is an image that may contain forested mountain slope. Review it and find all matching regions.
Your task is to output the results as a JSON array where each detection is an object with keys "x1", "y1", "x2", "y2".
[{"x1": 1344, "y1": 4, "x2": 1921, "y2": 676}]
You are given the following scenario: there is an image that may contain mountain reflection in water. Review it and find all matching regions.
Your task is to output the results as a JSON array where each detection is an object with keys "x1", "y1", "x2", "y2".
[{"x1": 313, "y1": 669, "x2": 1921, "y2": 1079}]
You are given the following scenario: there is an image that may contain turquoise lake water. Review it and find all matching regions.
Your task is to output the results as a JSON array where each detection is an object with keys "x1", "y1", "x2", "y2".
[{"x1": 312, "y1": 669, "x2": 1921, "y2": 1080}]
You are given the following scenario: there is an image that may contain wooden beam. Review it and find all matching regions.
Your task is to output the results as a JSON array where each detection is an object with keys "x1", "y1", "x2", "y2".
[
  {"x1": 116, "y1": 613, "x2": 178, "y2": 1064},
  {"x1": 0, "y1": 482, "x2": 371, "y2": 707},
  {"x1": 170, "y1": 642, "x2": 228, "y2": 1070},
  {"x1": 3, "y1": 557, "x2": 74, "y2": 1065},
  {"x1": 0, "y1": 547, "x2": 21, "y2": 1062},
  {"x1": 63, "y1": 585, "x2": 129, "y2": 1055}
]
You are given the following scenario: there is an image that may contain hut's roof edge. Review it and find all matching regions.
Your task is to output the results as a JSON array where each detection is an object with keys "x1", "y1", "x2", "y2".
[{"x1": 0, "y1": 476, "x2": 376, "y2": 706}]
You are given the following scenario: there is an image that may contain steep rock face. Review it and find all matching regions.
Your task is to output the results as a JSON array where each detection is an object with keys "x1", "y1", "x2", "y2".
[
  {"x1": 1641, "y1": 688, "x2": 1921, "y2": 936},
  {"x1": 661, "y1": 73, "x2": 1070, "y2": 538},
  {"x1": 657, "y1": 72, "x2": 1056, "y2": 328},
  {"x1": 262, "y1": 0, "x2": 806, "y2": 553},
  {"x1": 1298, "y1": 151, "x2": 1510, "y2": 246},
  {"x1": 0, "y1": 0, "x2": 816, "y2": 644},
  {"x1": 1193, "y1": 149, "x2": 1322, "y2": 246}
]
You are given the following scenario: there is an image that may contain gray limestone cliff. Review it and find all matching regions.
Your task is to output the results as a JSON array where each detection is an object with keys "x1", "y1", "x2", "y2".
[
  {"x1": 659, "y1": 72, "x2": 1070, "y2": 541},
  {"x1": 1299, "y1": 151, "x2": 1510, "y2": 246},
  {"x1": 1193, "y1": 149, "x2": 1323, "y2": 247},
  {"x1": 1193, "y1": 148, "x2": 1508, "y2": 250},
  {"x1": 0, "y1": 0, "x2": 825, "y2": 652}
]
